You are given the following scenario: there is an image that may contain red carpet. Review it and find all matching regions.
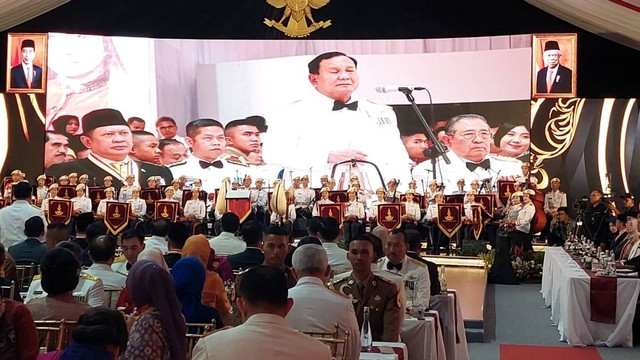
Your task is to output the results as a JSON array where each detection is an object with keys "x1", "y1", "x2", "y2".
[{"x1": 500, "y1": 344, "x2": 602, "y2": 360}]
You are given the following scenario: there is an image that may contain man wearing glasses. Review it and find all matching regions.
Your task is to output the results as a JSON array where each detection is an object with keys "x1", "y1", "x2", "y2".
[{"x1": 437, "y1": 114, "x2": 522, "y2": 194}]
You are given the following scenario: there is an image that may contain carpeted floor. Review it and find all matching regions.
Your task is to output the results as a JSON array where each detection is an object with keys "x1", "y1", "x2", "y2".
[
  {"x1": 500, "y1": 344, "x2": 602, "y2": 360},
  {"x1": 468, "y1": 284, "x2": 640, "y2": 360}
]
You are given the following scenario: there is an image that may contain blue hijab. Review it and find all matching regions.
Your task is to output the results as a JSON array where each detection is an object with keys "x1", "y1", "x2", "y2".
[{"x1": 171, "y1": 256, "x2": 223, "y2": 327}]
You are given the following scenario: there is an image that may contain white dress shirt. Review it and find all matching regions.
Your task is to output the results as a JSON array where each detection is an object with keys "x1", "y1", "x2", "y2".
[
  {"x1": 0, "y1": 200, "x2": 46, "y2": 248},
  {"x1": 127, "y1": 197, "x2": 147, "y2": 217},
  {"x1": 71, "y1": 196, "x2": 93, "y2": 214},
  {"x1": 344, "y1": 200, "x2": 364, "y2": 219},
  {"x1": 209, "y1": 231, "x2": 246, "y2": 256},
  {"x1": 144, "y1": 235, "x2": 169, "y2": 254},
  {"x1": 184, "y1": 199, "x2": 206, "y2": 220}
]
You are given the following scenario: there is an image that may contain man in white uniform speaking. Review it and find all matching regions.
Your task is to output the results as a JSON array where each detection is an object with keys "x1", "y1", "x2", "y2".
[{"x1": 263, "y1": 52, "x2": 411, "y2": 184}]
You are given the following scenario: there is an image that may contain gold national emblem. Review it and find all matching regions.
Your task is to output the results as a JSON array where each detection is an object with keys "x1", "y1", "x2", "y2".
[
  {"x1": 444, "y1": 209, "x2": 454, "y2": 221},
  {"x1": 263, "y1": 0, "x2": 332, "y2": 37}
]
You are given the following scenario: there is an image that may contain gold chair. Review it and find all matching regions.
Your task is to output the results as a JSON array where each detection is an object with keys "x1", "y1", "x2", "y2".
[
  {"x1": 104, "y1": 288, "x2": 122, "y2": 309},
  {"x1": 185, "y1": 322, "x2": 216, "y2": 359},
  {"x1": 34, "y1": 319, "x2": 77, "y2": 352},
  {"x1": 15, "y1": 263, "x2": 39, "y2": 292},
  {"x1": 300, "y1": 324, "x2": 350, "y2": 360},
  {"x1": 0, "y1": 280, "x2": 15, "y2": 300}
]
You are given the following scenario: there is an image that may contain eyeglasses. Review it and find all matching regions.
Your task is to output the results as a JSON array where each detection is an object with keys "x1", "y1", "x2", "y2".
[{"x1": 452, "y1": 131, "x2": 493, "y2": 141}]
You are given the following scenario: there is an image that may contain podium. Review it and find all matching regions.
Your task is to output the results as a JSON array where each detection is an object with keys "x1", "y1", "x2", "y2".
[{"x1": 226, "y1": 190, "x2": 252, "y2": 222}]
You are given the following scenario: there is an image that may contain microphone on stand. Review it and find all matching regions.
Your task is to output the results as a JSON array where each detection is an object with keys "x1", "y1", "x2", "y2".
[{"x1": 375, "y1": 86, "x2": 427, "y2": 93}]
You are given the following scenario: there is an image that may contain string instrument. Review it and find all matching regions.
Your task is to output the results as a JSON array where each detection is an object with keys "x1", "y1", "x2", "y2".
[{"x1": 530, "y1": 189, "x2": 547, "y2": 234}]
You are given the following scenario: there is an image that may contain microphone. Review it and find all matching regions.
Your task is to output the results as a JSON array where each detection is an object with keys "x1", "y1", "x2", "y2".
[{"x1": 375, "y1": 86, "x2": 426, "y2": 93}]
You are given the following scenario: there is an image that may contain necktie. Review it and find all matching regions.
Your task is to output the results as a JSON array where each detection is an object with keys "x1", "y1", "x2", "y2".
[
  {"x1": 199, "y1": 160, "x2": 224, "y2": 169},
  {"x1": 546, "y1": 69, "x2": 554, "y2": 93},
  {"x1": 111, "y1": 162, "x2": 126, "y2": 178},
  {"x1": 357, "y1": 282, "x2": 366, "y2": 297},
  {"x1": 26, "y1": 67, "x2": 32, "y2": 88},
  {"x1": 466, "y1": 159, "x2": 491, "y2": 172},
  {"x1": 332, "y1": 100, "x2": 358, "y2": 111},
  {"x1": 387, "y1": 262, "x2": 402, "y2": 271}
]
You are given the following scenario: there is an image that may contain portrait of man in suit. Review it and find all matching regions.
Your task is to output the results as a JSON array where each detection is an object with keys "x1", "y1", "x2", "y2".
[
  {"x1": 7, "y1": 38, "x2": 45, "y2": 91},
  {"x1": 533, "y1": 35, "x2": 577, "y2": 98}
]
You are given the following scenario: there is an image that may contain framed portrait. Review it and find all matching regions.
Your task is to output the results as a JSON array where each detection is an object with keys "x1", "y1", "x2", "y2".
[
  {"x1": 5, "y1": 33, "x2": 48, "y2": 94},
  {"x1": 532, "y1": 33, "x2": 577, "y2": 99}
]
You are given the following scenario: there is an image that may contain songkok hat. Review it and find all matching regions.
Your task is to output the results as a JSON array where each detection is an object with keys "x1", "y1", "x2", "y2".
[
  {"x1": 75, "y1": 184, "x2": 86, "y2": 191},
  {"x1": 550, "y1": 177, "x2": 561, "y2": 183},
  {"x1": 103, "y1": 176, "x2": 113, "y2": 181},
  {"x1": 616, "y1": 214, "x2": 628, "y2": 223},
  {"x1": 544, "y1": 40, "x2": 560, "y2": 52},
  {"x1": 36, "y1": 175, "x2": 46, "y2": 181},
  {"x1": 81, "y1": 109, "x2": 128, "y2": 135},
  {"x1": 627, "y1": 210, "x2": 639, "y2": 218},
  {"x1": 21, "y1": 39, "x2": 35, "y2": 50},
  {"x1": 48, "y1": 183, "x2": 59, "y2": 190},
  {"x1": 105, "y1": 187, "x2": 115, "y2": 193}
]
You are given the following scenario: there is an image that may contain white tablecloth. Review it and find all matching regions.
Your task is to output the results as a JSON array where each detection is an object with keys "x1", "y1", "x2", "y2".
[
  {"x1": 401, "y1": 312, "x2": 446, "y2": 360},
  {"x1": 430, "y1": 290, "x2": 470, "y2": 360},
  {"x1": 359, "y1": 354, "x2": 398, "y2": 360},
  {"x1": 372, "y1": 342, "x2": 408, "y2": 360},
  {"x1": 541, "y1": 247, "x2": 640, "y2": 347}
]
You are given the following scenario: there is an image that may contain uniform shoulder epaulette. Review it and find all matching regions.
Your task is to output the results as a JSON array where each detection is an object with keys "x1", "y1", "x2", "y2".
[
  {"x1": 81, "y1": 273, "x2": 99, "y2": 281},
  {"x1": 375, "y1": 274, "x2": 398, "y2": 286},
  {"x1": 113, "y1": 256, "x2": 126, "y2": 263},
  {"x1": 167, "y1": 160, "x2": 187, "y2": 168},
  {"x1": 33, "y1": 274, "x2": 41, "y2": 281},
  {"x1": 408, "y1": 257, "x2": 427, "y2": 267},
  {"x1": 115, "y1": 270, "x2": 128, "y2": 276},
  {"x1": 31, "y1": 204, "x2": 40, "y2": 210}
]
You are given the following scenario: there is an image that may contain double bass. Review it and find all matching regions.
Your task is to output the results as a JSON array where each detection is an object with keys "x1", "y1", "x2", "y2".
[{"x1": 527, "y1": 186, "x2": 547, "y2": 235}]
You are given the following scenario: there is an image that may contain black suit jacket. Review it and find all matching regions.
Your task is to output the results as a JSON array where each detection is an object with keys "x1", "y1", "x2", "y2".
[
  {"x1": 228, "y1": 247, "x2": 264, "y2": 271},
  {"x1": 407, "y1": 251, "x2": 441, "y2": 296},
  {"x1": 7, "y1": 238, "x2": 47, "y2": 265},
  {"x1": 47, "y1": 158, "x2": 173, "y2": 190},
  {"x1": 536, "y1": 65, "x2": 572, "y2": 94},
  {"x1": 10, "y1": 64, "x2": 43, "y2": 89}
]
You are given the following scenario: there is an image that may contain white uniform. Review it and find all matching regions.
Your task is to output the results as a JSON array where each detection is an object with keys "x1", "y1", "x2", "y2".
[
  {"x1": 0, "y1": 200, "x2": 46, "y2": 248},
  {"x1": 544, "y1": 190, "x2": 567, "y2": 214},
  {"x1": 192, "y1": 313, "x2": 332, "y2": 360},
  {"x1": 209, "y1": 232, "x2": 246, "y2": 256},
  {"x1": 404, "y1": 201, "x2": 421, "y2": 220},
  {"x1": 424, "y1": 203, "x2": 439, "y2": 221},
  {"x1": 294, "y1": 187, "x2": 315, "y2": 209},
  {"x1": 184, "y1": 199, "x2": 206, "y2": 220},
  {"x1": 144, "y1": 235, "x2": 169, "y2": 254},
  {"x1": 369, "y1": 200, "x2": 387, "y2": 220},
  {"x1": 96, "y1": 198, "x2": 117, "y2": 217},
  {"x1": 84, "y1": 263, "x2": 126, "y2": 290},
  {"x1": 26, "y1": 273, "x2": 106, "y2": 307},
  {"x1": 127, "y1": 197, "x2": 147, "y2": 217},
  {"x1": 322, "y1": 242, "x2": 351, "y2": 274},
  {"x1": 41, "y1": 196, "x2": 63, "y2": 215},
  {"x1": 312, "y1": 198, "x2": 334, "y2": 217},
  {"x1": 36, "y1": 186, "x2": 48, "y2": 205},
  {"x1": 378, "y1": 255, "x2": 431, "y2": 308},
  {"x1": 250, "y1": 188, "x2": 268, "y2": 210},
  {"x1": 344, "y1": 201, "x2": 365, "y2": 219},
  {"x1": 515, "y1": 202, "x2": 536, "y2": 233},
  {"x1": 111, "y1": 256, "x2": 130, "y2": 276},
  {"x1": 286, "y1": 277, "x2": 360, "y2": 360},
  {"x1": 172, "y1": 188, "x2": 183, "y2": 202},
  {"x1": 71, "y1": 196, "x2": 93, "y2": 214},
  {"x1": 430, "y1": 151, "x2": 522, "y2": 194},
  {"x1": 263, "y1": 90, "x2": 412, "y2": 184},
  {"x1": 118, "y1": 185, "x2": 135, "y2": 202},
  {"x1": 270, "y1": 204, "x2": 297, "y2": 223}
]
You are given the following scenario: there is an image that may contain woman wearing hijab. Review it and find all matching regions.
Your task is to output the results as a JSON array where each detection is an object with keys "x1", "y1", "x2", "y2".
[
  {"x1": 50, "y1": 115, "x2": 80, "y2": 137},
  {"x1": 182, "y1": 235, "x2": 232, "y2": 319},
  {"x1": 172, "y1": 257, "x2": 223, "y2": 326},
  {"x1": 116, "y1": 248, "x2": 169, "y2": 314},
  {"x1": 122, "y1": 260, "x2": 186, "y2": 360}
]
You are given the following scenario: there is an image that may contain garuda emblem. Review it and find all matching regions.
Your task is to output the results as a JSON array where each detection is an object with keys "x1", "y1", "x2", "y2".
[{"x1": 264, "y1": 0, "x2": 332, "y2": 37}]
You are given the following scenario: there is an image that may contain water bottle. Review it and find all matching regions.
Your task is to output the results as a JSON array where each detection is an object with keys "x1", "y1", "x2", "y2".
[
  {"x1": 439, "y1": 265, "x2": 448, "y2": 293},
  {"x1": 360, "y1": 306, "x2": 373, "y2": 352}
]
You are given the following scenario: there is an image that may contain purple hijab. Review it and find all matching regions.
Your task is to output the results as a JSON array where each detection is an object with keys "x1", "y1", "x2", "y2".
[{"x1": 127, "y1": 260, "x2": 186, "y2": 360}]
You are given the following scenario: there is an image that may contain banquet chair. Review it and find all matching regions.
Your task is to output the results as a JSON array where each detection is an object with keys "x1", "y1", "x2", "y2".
[
  {"x1": 104, "y1": 288, "x2": 122, "y2": 309},
  {"x1": 0, "y1": 280, "x2": 15, "y2": 300},
  {"x1": 300, "y1": 324, "x2": 350, "y2": 360},
  {"x1": 35, "y1": 319, "x2": 76, "y2": 351},
  {"x1": 15, "y1": 263, "x2": 39, "y2": 292},
  {"x1": 186, "y1": 322, "x2": 216, "y2": 359}
]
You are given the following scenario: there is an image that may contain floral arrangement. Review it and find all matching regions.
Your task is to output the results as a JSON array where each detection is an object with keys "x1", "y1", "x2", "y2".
[
  {"x1": 479, "y1": 249, "x2": 495, "y2": 270},
  {"x1": 511, "y1": 255, "x2": 543, "y2": 281}
]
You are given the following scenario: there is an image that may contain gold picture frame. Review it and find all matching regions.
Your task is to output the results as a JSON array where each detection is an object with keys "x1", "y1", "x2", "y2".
[
  {"x1": 6, "y1": 32, "x2": 48, "y2": 94},
  {"x1": 532, "y1": 33, "x2": 577, "y2": 99}
]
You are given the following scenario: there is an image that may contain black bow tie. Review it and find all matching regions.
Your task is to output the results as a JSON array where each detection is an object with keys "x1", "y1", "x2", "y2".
[
  {"x1": 199, "y1": 160, "x2": 224, "y2": 169},
  {"x1": 126, "y1": 262, "x2": 132, "y2": 271},
  {"x1": 387, "y1": 262, "x2": 402, "y2": 271},
  {"x1": 466, "y1": 159, "x2": 490, "y2": 172},
  {"x1": 332, "y1": 100, "x2": 358, "y2": 111}
]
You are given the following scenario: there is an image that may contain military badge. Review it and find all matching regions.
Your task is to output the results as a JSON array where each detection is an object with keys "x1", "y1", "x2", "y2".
[{"x1": 263, "y1": 0, "x2": 332, "y2": 37}]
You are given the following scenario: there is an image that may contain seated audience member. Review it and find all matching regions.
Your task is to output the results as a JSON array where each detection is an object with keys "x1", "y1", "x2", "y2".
[
  {"x1": 112, "y1": 229, "x2": 145, "y2": 276},
  {"x1": 0, "y1": 285, "x2": 39, "y2": 360},
  {"x1": 263, "y1": 225, "x2": 296, "y2": 288},
  {"x1": 70, "y1": 213, "x2": 95, "y2": 250},
  {"x1": 122, "y1": 260, "x2": 186, "y2": 360},
  {"x1": 378, "y1": 228, "x2": 431, "y2": 307},
  {"x1": 116, "y1": 248, "x2": 169, "y2": 314},
  {"x1": 0, "y1": 244, "x2": 22, "y2": 301},
  {"x1": 334, "y1": 233, "x2": 402, "y2": 342},
  {"x1": 85, "y1": 235, "x2": 127, "y2": 289},
  {"x1": 192, "y1": 266, "x2": 332, "y2": 360},
  {"x1": 621, "y1": 216, "x2": 640, "y2": 260},
  {"x1": 8, "y1": 216, "x2": 47, "y2": 264},
  {"x1": 371, "y1": 225, "x2": 389, "y2": 243},
  {"x1": 548, "y1": 206, "x2": 576, "y2": 247},
  {"x1": 287, "y1": 244, "x2": 360, "y2": 360},
  {"x1": 164, "y1": 223, "x2": 189, "y2": 269},
  {"x1": 611, "y1": 214, "x2": 630, "y2": 260},
  {"x1": 49, "y1": 308, "x2": 128, "y2": 360},
  {"x1": 228, "y1": 220, "x2": 265, "y2": 271},
  {"x1": 171, "y1": 257, "x2": 223, "y2": 327},
  {"x1": 209, "y1": 212, "x2": 245, "y2": 256},
  {"x1": 318, "y1": 217, "x2": 351, "y2": 274},
  {"x1": 405, "y1": 229, "x2": 441, "y2": 296},
  {"x1": 45, "y1": 222, "x2": 71, "y2": 250},
  {"x1": 182, "y1": 235, "x2": 232, "y2": 319},
  {"x1": 26, "y1": 248, "x2": 92, "y2": 321},
  {"x1": 145, "y1": 219, "x2": 170, "y2": 254},
  {"x1": 79, "y1": 221, "x2": 107, "y2": 267}
]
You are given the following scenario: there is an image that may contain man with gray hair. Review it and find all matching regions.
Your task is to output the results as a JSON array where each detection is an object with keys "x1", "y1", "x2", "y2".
[{"x1": 286, "y1": 244, "x2": 360, "y2": 360}]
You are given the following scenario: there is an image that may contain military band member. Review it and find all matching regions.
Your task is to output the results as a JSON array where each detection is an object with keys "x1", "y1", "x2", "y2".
[
  {"x1": 402, "y1": 190, "x2": 421, "y2": 223},
  {"x1": 385, "y1": 179, "x2": 401, "y2": 203},
  {"x1": 350, "y1": 180, "x2": 367, "y2": 206},
  {"x1": 103, "y1": 176, "x2": 113, "y2": 189},
  {"x1": 541, "y1": 177, "x2": 567, "y2": 242},
  {"x1": 242, "y1": 175, "x2": 252, "y2": 190},
  {"x1": 319, "y1": 175, "x2": 329, "y2": 188},
  {"x1": 35, "y1": 174, "x2": 48, "y2": 206},
  {"x1": 327, "y1": 178, "x2": 336, "y2": 191},
  {"x1": 294, "y1": 175, "x2": 315, "y2": 219},
  {"x1": 68, "y1": 173, "x2": 79, "y2": 186},
  {"x1": 453, "y1": 178, "x2": 466, "y2": 195},
  {"x1": 96, "y1": 187, "x2": 117, "y2": 217},
  {"x1": 71, "y1": 184, "x2": 92, "y2": 215},
  {"x1": 425, "y1": 180, "x2": 439, "y2": 205},
  {"x1": 169, "y1": 179, "x2": 183, "y2": 202},
  {"x1": 369, "y1": 187, "x2": 387, "y2": 224},
  {"x1": 162, "y1": 187, "x2": 182, "y2": 214},
  {"x1": 118, "y1": 174, "x2": 136, "y2": 202},
  {"x1": 407, "y1": 179, "x2": 421, "y2": 195},
  {"x1": 41, "y1": 184, "x2": 62, "y2": 218},
  {"x1": 58, "y1": 175, "x2": 69, "y2": 186},
  {"x1": 344, "y1": 188, "x2": 365, "y2": 243},
  {"x1": 506, "y1": 189, "x2": 536, "y2": 252},
  {"x1": 127, "y1": 186, "x2": 147, "y2": 218},
  {"x1": 423, "y1": 193, "x2": 446, "y2": 254},
  {"x1": 312, "y1": 187, "x2": 334, "y2": 217},
  {"x1": 250, "y1": 178, "x2": 268, "y2": 224},
  {"x1": 378, "y1": 229, "x2": 431, "y2": 308},
  {"x1": 146, "y1": 175, "x2": 159, "y2": 189},
  {"x1": 184, "y1": 188, "x2": 206, "y2": 220},
  {"x1": 270, "y1": 203, "x2": 297, "y2": 225},
  {"x1": 334, "y1": 233, "x2": 401, "y2": 341},
  {"x1": 469, "y1": 179, "x2": 480, "y2": 193}
]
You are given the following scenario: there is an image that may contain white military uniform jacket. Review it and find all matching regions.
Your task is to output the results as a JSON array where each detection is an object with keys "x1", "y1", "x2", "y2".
[
  {"x1": 127, "y1": 197, "x2": 147, "y2": 217},
  {"x1": 263, "y1": 90, "x2": 412, "y2": 185},
  {"x1": 543, "y1": 190, "x2": 567, "y2": 214},
  {"x1": 431, "y1": 152, "x2": 522, "y2": 194},
  {"x1": 36, "y1": 186, "x2": 48, "y2": 205},
  {"x1": 84, "y1": 263, "x2": 126, "y2": 290},
  {"x1": 286, "y1": 277, "x2": 360, "y2": 360},
  {"x1": 378, "y1": 255, "x2": 431, "y2": 308},
  {"x1": 370, "y1": 199, "x2": 387, "y2": 220},
  {"x1": 344, "y1": 200, "x2": 365, "y2": 219},
  {"x1": 0, "y1": 200, "x2": 46, "y2": 248},
  {"x1": 25, "y1": 273, "x2": 106, "y2": 307},
  {"x1": 111, "y1": 256, "x2": 130, "y2": 276},
  {"x1": 403, "y1": 201, "x2": 421, "y2": 220},
  {"x1": 71, "y1": 196, "x2": 93, "y2": 214},
  {"x1": 294, "y1": 187, "x2": 315, "y2": 208},
  {"x1": 515, "y1": 202, "x2": 536, "y2": 233},
  {"x1": 184, "y1": 199, "x2": 206, "y2": 220},
  {"x1": 322, "y1": 242, "x2": 351, "y2": 274},
  {"x1": 118, "y1": 185, "x2": 135, "y2": 202},
  {"x1": 96, "y1": 198, "x2": 117, "y2": 217},
  {"x1": 312, "y1": 198, "x2": 334, "y2": 217},
  {"x1": 250, "y1": 188, "x2": 268, "y2": 210}
]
